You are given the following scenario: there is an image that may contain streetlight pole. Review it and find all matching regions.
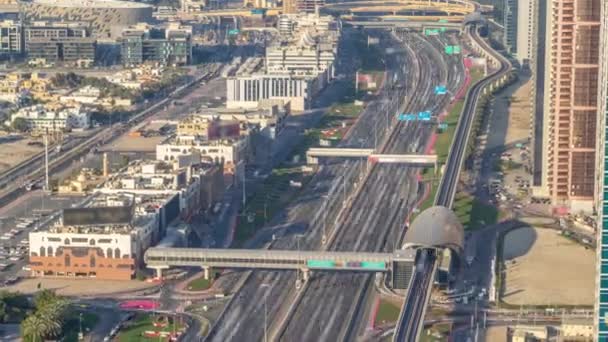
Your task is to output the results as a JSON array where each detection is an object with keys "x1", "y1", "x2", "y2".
[{"x1": 261, "y1": 283, "x2": 271, "y2": 342}]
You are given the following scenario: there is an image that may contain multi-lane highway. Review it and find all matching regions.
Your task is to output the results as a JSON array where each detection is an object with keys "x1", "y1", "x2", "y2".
[
  {"x1": 393, "y1": 24, "x2": 512, "y2": 342},
  {"x1": 204, "y1": 27, "x2": 465, "y2": 342}
]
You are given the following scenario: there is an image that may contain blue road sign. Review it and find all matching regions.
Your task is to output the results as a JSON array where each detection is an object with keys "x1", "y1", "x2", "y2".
[
  {"x1": 397, "y1": 113, "x2": 417, "y2": 121},
  {"x1": 417, "y1": 111, "x2": 431, "y2": 121},
  {"x1": 434, "y1": 85, "x2": 447, "y2": 95}
]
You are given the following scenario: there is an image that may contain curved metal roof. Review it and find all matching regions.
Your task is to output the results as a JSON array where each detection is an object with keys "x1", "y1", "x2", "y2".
[{"x1": 402, "y1": 206, "x2": 464, "y2": 257}]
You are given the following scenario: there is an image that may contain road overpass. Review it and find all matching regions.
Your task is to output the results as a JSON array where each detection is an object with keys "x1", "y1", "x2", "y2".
[
  {"x1": 306, "y1": 147, "x2": 437, "y2": 166},
  {"x1": 344, "y1": 19, "x2": 463, "y2": 30},
  {"x1": 145, "y1": 247, "x2": 417, "y2": 288},
  {"x1": 324, "y1": 0, "x2": 474, "y2": 17}
]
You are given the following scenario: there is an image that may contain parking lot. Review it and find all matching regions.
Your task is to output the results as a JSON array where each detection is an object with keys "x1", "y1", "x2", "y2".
[{"x1": 0, "y1": 190, "x2": 85, "y2": 285}]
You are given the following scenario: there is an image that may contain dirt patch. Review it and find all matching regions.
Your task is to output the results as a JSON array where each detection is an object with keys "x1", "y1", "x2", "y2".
[
  {"x1": 0, "y1": 136, "x2": 43, "y2": 173},
  {"x1": 7, "y1": 277, "x2": 156, "y2": 297},
  {"x1": 501, "y1": 227, "x2": 594, "y2": 306},
  {"x1": 505, "y1": 79, "x2": 532, "y2": 145},
  {"x1": 483, "y1": 326, "x2": 507, "y2": 342},
  {"x1": 108, "y1": 135, "x2": 166, "y2": 153}
]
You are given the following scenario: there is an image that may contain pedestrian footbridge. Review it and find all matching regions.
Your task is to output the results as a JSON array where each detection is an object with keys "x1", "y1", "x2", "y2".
[
  {"x1": 306, "y1": 148, "x2": 437, "y2": 167},
  {"x1": 145, "y1": 247, "x2": 417, "y2": 287}
]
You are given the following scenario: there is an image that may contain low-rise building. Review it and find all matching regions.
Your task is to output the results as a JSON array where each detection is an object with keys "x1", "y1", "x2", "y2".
[
  {"x1": 8, "y1": 104, "x2": 90, "y2": 132},
  {"x1": 28, "y1": 194, "x2": 175, "y2": 280},
  {"x1": 177, "y1": 115, "x2": 241, "y2": 140},
  {"x1": 0, "y1": 20, "x2": 23, "y2": 54},
  {"x1": 99, "y1": 159, "x2": 225, "y2": 220},
  {"x1": 120, "y1": 23, "x2": 192, "y2": 66},
  {"x1": 156, "y1": 135, "x2": 247, "y2": 177},
  {"x1": 0, "y1": 72, "x2": 51, "y2": 103},
  {"x1": 562, "y1": 319, "x2": 593, "y2": 339}
]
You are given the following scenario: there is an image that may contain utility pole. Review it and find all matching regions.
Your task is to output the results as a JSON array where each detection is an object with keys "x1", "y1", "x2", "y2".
[
  {"x1": 241, "y1": 161, "x2": 246, "y2": 207},
  {"x1": 44, "y1": 133, "x2": 49, "y2": 192}
]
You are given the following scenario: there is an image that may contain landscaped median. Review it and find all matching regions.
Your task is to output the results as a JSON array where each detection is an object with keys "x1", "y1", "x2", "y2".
[
  {"x1": 414, "y1": 59, "x2": 516, "y2": 229},
  {"x1": 117, "y1": 313, "x2": 187, "y2": 341}
]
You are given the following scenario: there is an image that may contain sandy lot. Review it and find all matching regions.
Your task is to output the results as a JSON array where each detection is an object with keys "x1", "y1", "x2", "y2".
[
  {"x1": 501, "y1": 227, "x2": 594, "y2": 306},
  {"x1": 484, "y1": 326, "x2": 507, "y2": 342},
  {"x1": 0, "y1": 135, "x2": 43, "y2": 173},
  {"x1": 108, "y1": 135, "x2": 166, "y2": 153},
  {"x1": 505, "y1": 79, "x2": 532, "y2": 145},
  {"x1": 5, "y1": 277, "x2": 156, "y2": 297}
]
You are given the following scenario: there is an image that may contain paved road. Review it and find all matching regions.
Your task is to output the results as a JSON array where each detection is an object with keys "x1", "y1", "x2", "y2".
[
  {"x1": 394, "y1": 25, "x2": 512, "y2": 342},
  {"x1": 278, "y1": 31, "x2": 463, "y2": 342},
  {"x1": 204, "y1": 28, "x2": 464, "y2": 342}
]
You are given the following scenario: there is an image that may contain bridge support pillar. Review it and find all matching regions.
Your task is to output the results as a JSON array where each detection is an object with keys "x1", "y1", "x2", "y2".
[
  {"x1": 152, "y1": 266, "x2": 169, "y2": 280},
  {"x1": 203, "y1": 266, "x2": 211, "y2": 280},
  {"x1": 306, "y1": 154, "x2": 318, "y2": 165}
]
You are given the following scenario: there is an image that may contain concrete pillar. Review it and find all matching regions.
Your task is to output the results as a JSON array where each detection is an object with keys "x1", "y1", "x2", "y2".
[
  {"x1": 306, "y1": 154, "x2": 318, "y2": 165},
  {"x1": 153, "y1": 267, "x2": 165, "y2": 279},
  {"x1": 203, "y1": 266, "x2": 211, "y2": 280},
  {"x1": 302, "y1": 268, "x2": 310, "y2": 281}
]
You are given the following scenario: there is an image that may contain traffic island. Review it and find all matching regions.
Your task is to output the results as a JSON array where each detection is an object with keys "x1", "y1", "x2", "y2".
[{"x1": 117, "y1": 313, "x2": 187, "y2": 341}]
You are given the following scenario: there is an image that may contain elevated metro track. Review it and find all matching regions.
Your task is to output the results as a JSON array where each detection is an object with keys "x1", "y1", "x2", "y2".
[{"x1": 393, "y1": 24, "x2": 512, "y2": 342}]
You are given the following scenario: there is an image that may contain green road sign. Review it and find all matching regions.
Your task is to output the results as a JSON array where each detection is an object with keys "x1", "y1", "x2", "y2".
[
  {"x1": 424, "y1": 28, "x2": 439, "y2": 36},
  {"x1": 453, "y1": 45, "x2": 461, "y2": 54},
  {"x1": 440, "y1": 27, "x2": 446, "y2": 32},
  {"x1": 307, "y1": 260, "x2": 335, "y2": 268},
  {"x1": 361, "y1": 261, "x2": 386, "y2": 269},
  {"x1": 445, "y1": 46, "x2": 454, "y2": 55}
]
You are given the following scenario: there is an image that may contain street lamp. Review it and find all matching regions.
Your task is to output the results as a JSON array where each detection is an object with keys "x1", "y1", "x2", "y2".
[
  {"x1": 261, "y1": 283, "x2": 271, "y2": 342},
  {"x1": 321, "y1": 194, "x2": 329, "y2": 245}
]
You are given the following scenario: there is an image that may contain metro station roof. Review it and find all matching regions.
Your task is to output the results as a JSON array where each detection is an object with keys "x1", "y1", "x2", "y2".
[{"x1": 402, "y1": 205, "x2": 464, "y2": 257}]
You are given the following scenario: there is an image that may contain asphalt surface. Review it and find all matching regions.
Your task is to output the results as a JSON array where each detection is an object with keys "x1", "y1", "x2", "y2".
[
  {"x1": 393, "y1": 25, "x2": 512, "y2": 342},
  {"x1": 204, "y1": 28, "x2": 465, "y2": 342}
]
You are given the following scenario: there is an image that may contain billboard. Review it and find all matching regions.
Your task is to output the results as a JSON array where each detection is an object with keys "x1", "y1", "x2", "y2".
[{"x1": 208, "y1": 121, "x2": 241, "y2": 140}]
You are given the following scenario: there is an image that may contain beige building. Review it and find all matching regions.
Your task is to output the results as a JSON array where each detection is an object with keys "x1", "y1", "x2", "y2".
[{"x1": 536, "y1": 0, "x2": 600, "y2": 212}]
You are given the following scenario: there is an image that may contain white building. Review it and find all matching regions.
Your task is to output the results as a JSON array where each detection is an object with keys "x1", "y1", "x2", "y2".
[
  {"x1": 59, "y1": 85, "x2": 101, "y2": 105},
  {"x1": 156, "y1": 135, "x2": 248, "y2": 176},
  {"x1": 515, "y1": 0, "x2": 535, "y2": 66},
  {"x1": 9, "y1": 104, "x2": 90, "y2": 132}
]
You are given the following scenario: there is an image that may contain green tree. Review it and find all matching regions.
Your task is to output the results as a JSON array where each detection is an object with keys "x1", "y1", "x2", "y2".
[
  {"x1": 21, "y1": 314, "x2": 48, "y2": 342},
  {"x1": 33, "y1": 289, "x2": 59, "y2": 310},
  {"x1": 11, "y1": 117, "x2": 29, "y2": 132}
]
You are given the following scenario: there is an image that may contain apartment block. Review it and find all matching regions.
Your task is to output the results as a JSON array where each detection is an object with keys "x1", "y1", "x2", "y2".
[
  {"x1": 594, "y1": 0, "x2": 608, "y2": 337},
  {"x1": 516, "y1": 0, "x2": 536, "y2": 65},
  {"x1": 538, "y1": 0, "x2": 600, "y2": 211},
  {"x1": 0, "y1": 20, "x2": 23, "y2": 54},
  {"x1": 121, "y1": 23, "x2": 192, "y2": 66},
  {"x1": 503, "y1": 0, "x2": 518, "y2": 53}
]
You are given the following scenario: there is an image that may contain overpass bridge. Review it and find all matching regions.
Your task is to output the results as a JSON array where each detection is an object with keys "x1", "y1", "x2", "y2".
[
  {"x1": 344, "y1": 19, "x2": 463, "y2": 30},
  {"x1": 324, "y1": 0, "x2": 474, "y2": 17},
  {"x1": 305, "y1": 148, "x2": 437, "y2": 167},
  {"x1": 145, "y1": 247, "x2": 417, "y2": 289}
]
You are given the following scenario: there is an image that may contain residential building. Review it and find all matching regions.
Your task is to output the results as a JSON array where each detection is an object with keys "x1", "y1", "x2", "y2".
[
  {"x1": 196, "y1": 105, "x2": 288, "y2": 140},
  {"x1": 156, "y1": 135, "x2": 247, "y2": 177},
  {"x1": 99, "y1": 159, "x2": 225, "y2": 221},
  {"x1": 515, "y1": 0, "x2": 535, "y2": 66},
  {"x1": 120, "y1": 23, "x2": 192, "y2": 66},
  {"x1": 536, "y1": 0, "x2": 600, "y2": 211},
  {"x1": 594, "y1": 0, "x2": 608, "y2": 337},
  {"x1": 177, "y1": 116, "x2": 241, "y2": 140},
  {"x1": 8, "y1": 104, "x2": 90, "y2": 132},
  {"x1": 0, "y1": 20, "x2": 23, "y2": 54},
  {"x1": 503, "y1": 0, "x2": 518, "y2": 53},
  {"x1": 530, "y1": 0, "x2": 547, "y2": 189},
  {"x1": 296, "y1": 0, "x2": 324, "y2": 14},
  {"x1": 283, "y1": 0, "x2": 297, "y2": 14},
  {"x1": 28, "y1": 194, "x2": 177, "y2": 280}
]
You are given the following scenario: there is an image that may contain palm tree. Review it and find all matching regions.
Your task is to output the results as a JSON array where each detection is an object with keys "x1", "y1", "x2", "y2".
[{"x1": 21, "y1": 314, "x2": 48, "y2": 342}]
